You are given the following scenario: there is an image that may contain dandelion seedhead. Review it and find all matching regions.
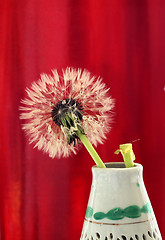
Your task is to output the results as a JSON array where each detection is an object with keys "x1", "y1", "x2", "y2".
[
  {"x1": 20, "y1": 68, "x2": 114, "y2": 158},
  {"x1": 51, "y1": 98, "x2": 84, "y2": 145}
]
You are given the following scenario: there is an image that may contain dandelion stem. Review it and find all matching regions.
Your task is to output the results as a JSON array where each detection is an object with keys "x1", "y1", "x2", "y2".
[
  {"x1": 77, "y1": 131, "x2": 106, "y2": 168},
  {"x1": 114, "y1": 143, "x2": 135, "y2": 168}
]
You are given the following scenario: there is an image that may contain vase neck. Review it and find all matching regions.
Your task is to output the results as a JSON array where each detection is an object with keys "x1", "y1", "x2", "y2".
[{"x1": 92, "y1": 162, "x2": 143, "y2": 185}]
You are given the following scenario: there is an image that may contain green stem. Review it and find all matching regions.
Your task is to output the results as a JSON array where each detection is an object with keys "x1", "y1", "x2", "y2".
[
  {"x1": 77, "y1": 131, "x2": 106, "y2": 168},
  {"x1": 115, "y1": 143, "x2": 135, "y2": 168},
  {"x1": 121, "y1": 151, "x2": 134, "y2": 168}
]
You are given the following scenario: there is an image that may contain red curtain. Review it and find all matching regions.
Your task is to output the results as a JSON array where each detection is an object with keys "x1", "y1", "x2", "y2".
[{"x1": 0, "y1": 0, "x2": 165, "y2": 239}]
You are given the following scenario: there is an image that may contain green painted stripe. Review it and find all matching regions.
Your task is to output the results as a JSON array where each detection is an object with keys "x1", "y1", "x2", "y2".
[{"x1": 85, "y1": 203, "x2": 152, "y2": 221}]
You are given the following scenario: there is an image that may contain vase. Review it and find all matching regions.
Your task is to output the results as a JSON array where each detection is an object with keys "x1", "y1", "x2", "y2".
[{"x1": 80, "y1": 162, "x2": 162, "y2": 240}]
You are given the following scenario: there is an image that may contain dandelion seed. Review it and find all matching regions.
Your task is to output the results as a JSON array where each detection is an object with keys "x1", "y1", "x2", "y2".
[{"x1": 20, "y1": 67, "x2": 114, "y2": 162}]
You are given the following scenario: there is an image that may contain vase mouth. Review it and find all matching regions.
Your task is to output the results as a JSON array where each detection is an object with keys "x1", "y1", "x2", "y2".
[{"x1": 92, "y1": 162, "x2": 142, "y2": 171}]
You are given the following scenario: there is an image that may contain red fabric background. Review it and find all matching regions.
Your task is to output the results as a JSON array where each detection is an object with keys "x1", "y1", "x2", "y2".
[{"x1": 0, "y1": 0, "x2": 165, "y2": 239}]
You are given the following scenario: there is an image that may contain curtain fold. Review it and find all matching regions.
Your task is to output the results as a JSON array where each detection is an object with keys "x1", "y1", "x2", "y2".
[{"x1": 0, "y1": 0, "x2": 165, "y2": 239}]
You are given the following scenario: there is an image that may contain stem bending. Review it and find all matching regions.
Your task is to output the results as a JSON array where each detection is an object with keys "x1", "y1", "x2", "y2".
[{"x1": 115, "y1": 143, "x2": 135, "y2": 168}]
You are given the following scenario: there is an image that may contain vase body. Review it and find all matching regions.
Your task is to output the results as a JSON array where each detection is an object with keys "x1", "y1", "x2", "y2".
[{"x1": 80, "y1": 163, "x2": 162, "y2": 240}]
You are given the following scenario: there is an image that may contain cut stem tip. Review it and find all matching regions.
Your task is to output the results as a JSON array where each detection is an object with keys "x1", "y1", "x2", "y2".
[{"x1": 115, "y1": 143, "x2": 135, "y2": 168}]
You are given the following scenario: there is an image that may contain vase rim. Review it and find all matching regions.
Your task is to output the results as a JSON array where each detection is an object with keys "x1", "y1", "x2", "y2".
[{"x1": 92, "y1": 162, "x2": 142, "y2": 171}]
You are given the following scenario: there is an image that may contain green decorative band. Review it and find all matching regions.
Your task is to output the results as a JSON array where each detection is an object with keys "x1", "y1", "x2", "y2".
[
  {"x1": 85, "y1": 203, "x2": 151, "y2": 221},
  {"x1": 85, "y1": 206, "x2": 94, "y2": 218}
]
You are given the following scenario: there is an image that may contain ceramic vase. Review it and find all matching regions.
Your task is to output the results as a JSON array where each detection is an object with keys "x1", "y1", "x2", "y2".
[{"x1": 80, "y1": 162, "x2": 162, "y2": 240}]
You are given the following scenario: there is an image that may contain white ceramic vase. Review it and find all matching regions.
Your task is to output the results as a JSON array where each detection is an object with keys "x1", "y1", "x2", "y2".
[{"x1": 80, "y1": 162, "x2": 162, "y2": 240}]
